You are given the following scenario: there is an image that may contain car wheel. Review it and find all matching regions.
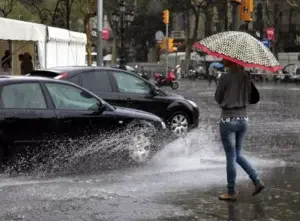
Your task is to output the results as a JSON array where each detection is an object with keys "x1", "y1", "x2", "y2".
[
  {"x1": 171, "y1": 82, "x2": 179, "y2": 90},
  {"x1": 169, "y1": 112, "x2": 190, "y2": 135},
  {"x1": 126, "y1": 121, "x2": 157, "y2": 163}
]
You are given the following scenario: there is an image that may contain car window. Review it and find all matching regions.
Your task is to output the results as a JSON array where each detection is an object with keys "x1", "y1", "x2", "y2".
[
  {"x1": 45, "y1": 83, "x2": 99, "y2": 111},
  {"x1": 1, "y1": 83, "x2": 47, "y2": 109},
  {"x1": 28, "y1": 71, "x2": 59, "y2": 78},
  {"x1": 81, "y1": 71, "x2": 112, "y2": 92},
  {"x1": 67, "y1": 75, "x2": 81, "y2": 85},
  {"x1": 112, "y1": 71, "x2": 151, "y2": 94}
]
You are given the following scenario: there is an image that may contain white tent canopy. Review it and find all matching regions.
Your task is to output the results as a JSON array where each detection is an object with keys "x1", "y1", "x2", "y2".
[
  {"x1": 0, "y1": 17, "x2": 45, "y2": 41},
  {"x1": 0, "y1": 17, "x2": 87, "y2": 74},
  {"x1": 46, "y1": 27, "x2": 87, "y2": 68}
]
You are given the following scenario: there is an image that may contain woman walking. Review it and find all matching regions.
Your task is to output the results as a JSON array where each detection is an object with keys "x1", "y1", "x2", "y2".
[{"x1": 215, "y1": 59, "x2": 265, "y2": 201}]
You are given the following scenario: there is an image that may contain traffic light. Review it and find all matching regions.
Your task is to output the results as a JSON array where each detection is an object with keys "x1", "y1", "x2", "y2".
[
  {"x1": 159, "y1": 38, "x2": 177, "y2": 52},
  {"x1": 159, "y1": 39, "x2": 167, "y2": 49},
  {"x1": 168, "y1": 38, "x2": 174, "y2": 52},
  {"x1": 168, "y1": 38, "x2": 177, "y2": 52},
  {"x1": 240, "y1": 0, "x2": 253, "y2": 22},
  {"x1": 170, "y1": 47, "x2": 178, "y2": 53},
  {"x1": 163, "y1": 10, "x2": 169, "y2": 24}
]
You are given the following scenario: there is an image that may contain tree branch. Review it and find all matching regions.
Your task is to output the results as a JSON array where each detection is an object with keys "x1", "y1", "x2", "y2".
[{"x1": 0, "y1": 0, "x2": 15, "y2": 17}]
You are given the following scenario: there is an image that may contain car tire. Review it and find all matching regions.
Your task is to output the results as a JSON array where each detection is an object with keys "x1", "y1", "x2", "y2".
[
  {"x1": 168, "y1": 111, "x2": 190, "y2": 136},
  {"x1": 125, "y1": 121, "x2": 158, "y2": 163},
  {"x1": 171, "y1": 82, "x2": 179, "y2": 90}
]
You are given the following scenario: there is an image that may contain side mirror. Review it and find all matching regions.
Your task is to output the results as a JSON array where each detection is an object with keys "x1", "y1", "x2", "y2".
[
  {"x1": 97, "y1": 103, "x2": 106, "y2": 114},
  {"x1": 150, "y1": 87, "x2": 158, "y2": 96}
]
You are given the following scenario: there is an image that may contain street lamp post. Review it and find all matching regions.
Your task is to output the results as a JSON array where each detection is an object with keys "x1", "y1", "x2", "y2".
[
  {"x1": 96, "y1": 0, "x2": 103, "y2": 66},
  {"x1": 111, "y1": 1, "x2": 134, "y2": 70}
]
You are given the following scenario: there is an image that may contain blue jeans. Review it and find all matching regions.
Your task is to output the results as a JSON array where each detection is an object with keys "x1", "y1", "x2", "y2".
[{"x1": 219, "y1": 119, "x2": 260, "y2": 194}]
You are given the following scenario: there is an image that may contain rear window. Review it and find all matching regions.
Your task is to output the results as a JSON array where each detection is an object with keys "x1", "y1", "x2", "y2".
[
  {"x1": 28, "y1": 71, "x2": 60, "y2": 78},
  {"x1": 80, "y1": 71, "x2": 112, "y2": 92},
  {"x1": 67, "y1": 75, "x2": 81, "y2": 85}
]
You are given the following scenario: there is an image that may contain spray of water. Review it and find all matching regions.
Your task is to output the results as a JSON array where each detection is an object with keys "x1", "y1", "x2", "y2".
[
  {"x1": 147, "y1": 124, "x2": 285, "y2": 175},
  {"x1": 2, "y1": 118, "x2": 286, "y2": 179},
  {"x1": 3, "y1": 126, "x2": 168, "y2": 176}
]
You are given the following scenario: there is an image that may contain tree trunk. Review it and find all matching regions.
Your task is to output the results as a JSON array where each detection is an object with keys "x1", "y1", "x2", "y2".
[
  {"x1": 224, "y1": 0, "x2": 229, "y2": 31},
  {"x1": 184, "y1": 6, "x2": 200, "y2": 73},
  {"x1": 84, "y1": 17, "x2": 92, "y2": 66},
  {"x1": 66, "y1": 0, "x2": 70, "y2": 29},
  {"x1": 185, "y1": 40, "x2": 192, "y2": 71},
  {"x1": 51, "y1": 0, "x2": 62, "y2": 26},
  {"x1": 204, "y1": 9, "x2": 213, "y2": 36},
  {"x1": 288, "y1": 8, "x2": 294, "y2": 32},
  {"x1": 184, "y1": 6, "x2": 192, "y2": 73},
  {"x1": 112, "y1": 31, "x2": 117, "y2": 64},
  {"x1": 273, "y1": 3, "x2": 283, "y2": 57}
]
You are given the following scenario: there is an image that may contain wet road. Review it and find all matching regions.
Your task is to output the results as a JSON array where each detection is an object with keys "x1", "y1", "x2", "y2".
[{"x1": 1, "y1": 80, "x2": 300, "y2": 221}]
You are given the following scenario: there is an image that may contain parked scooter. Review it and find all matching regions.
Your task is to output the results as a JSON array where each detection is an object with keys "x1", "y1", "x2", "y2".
[
  {"x1": 134, "y1": 65, "x2": 150, "y2": 80},
  {"x1": 138, "y1": 72, "x2": 150, "y2": 80},
  {"x1": 154, "y1": 71, "x2": 179, "y2": 90},
  {"x1": 188, "y1": 65, "x2": 206, "y2": 80},
  {"x1": 188, "y1": 69, "x2": 197, "y2": 80}
]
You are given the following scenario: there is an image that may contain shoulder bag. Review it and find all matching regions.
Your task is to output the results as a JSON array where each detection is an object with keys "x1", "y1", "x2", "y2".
[{"x1": 249, "y1": 80, "x2": 260, "y2": 104}]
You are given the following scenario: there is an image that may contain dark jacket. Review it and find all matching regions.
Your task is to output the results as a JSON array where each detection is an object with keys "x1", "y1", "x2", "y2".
[
  {"x1": 21, "y1": 59, "x2": 33, "y2": 75},
  {"x1": 1, "y1": 55, "x2": 11, "y2": 68},
  {"x1": 215, "y1": 66, "x2": 251, "y2": 118}
]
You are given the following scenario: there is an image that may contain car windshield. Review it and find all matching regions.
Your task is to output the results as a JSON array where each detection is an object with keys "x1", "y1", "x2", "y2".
[
  {"x1": 51, "y1": 88, "x2": 97, "y2": 110},
  {"x1": 45, "y1": 83, "x2": 104, "y2": 111}
]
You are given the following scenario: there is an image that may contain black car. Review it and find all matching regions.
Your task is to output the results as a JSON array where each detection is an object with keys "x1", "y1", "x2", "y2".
[
  {"x1": 28, "y1": 67, "x2": 199, "y2": 135},
  {"x1": 0, "y1": 76, "x2": 167, "y2": 165}
]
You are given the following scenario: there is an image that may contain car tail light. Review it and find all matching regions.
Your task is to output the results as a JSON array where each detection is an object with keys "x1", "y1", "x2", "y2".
[{"x1": 55, "y1": 72, "x2": 68, "y2": 80}]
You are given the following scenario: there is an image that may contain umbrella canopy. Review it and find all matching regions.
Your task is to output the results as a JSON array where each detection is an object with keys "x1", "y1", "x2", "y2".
[
  {"x1": 193, "y1": 31, "x2": 281, "y2": 72},
  {"x1": 209, "y1": 62, "x2": 224, "y2": 70}
]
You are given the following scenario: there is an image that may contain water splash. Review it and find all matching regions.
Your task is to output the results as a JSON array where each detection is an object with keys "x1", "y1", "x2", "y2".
[
  {"x1": 147, "y1": 124, "x2": 285, "y2": 174},
  {"x1": 3, "y1": 119, "x2": 286, "y2": 178},
  {"x1": 3, "y1": 126, "x2": 166, "y2": 176}
]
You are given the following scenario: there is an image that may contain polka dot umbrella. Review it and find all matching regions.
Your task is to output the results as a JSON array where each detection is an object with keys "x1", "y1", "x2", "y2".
[{"x1": 193, "y1": 31, "x2": 281, "y2": 72}]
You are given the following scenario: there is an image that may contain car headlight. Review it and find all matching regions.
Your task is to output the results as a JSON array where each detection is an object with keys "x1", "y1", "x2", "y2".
[
  {"x1": 187, "y1": 100, "x2": 198, "y2": 108},
  {"x1": 161, "y1": 122, "x2": 166, "y2": 129}
]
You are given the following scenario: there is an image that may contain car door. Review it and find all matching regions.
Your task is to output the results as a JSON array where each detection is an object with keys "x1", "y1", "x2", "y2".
[
  {"x1": 78, "y1": 70, "x2": 119, "y2": 106},
  {"x1": 0, "y1": 82, "x2": 57, "y2": 145},
  {"x1": 109, "y1": 70, "x2": 168, "y2": 115},
  {"x1": 43, "y1": 82, "x2": 117, "y2": 141}
]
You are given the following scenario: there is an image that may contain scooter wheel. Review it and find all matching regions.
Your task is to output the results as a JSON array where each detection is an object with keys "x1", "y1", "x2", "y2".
[
  {"x1": 189, "y1": 75, "x2": 196, "y2": 80},
  {"x1": 171, "y1": 82, "x2": 179, "y2": 90}
]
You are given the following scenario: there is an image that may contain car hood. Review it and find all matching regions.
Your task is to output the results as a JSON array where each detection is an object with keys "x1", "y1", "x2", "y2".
[
  {"x1": 113, "y1": 106, "x2": 163, "y2": 122},
  {"x1": 165, "y1": 92, "x2": 184, "y2": 99}
]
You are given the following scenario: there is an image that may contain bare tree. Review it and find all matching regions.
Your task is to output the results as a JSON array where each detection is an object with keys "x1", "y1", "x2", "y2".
[
  {"x1": 170, "y1": 0, "x2": 214, "y2": 72},
  {"x1": 0, "y1": 0, "x2": 15, "y2": 18},
  {"x1": 18, "y1": 0, "x2": 54, "y2": 24},
  {"x1": 77, "y1": 0, "x2": 97, "y2": 65},
  {"x1": 77, "y1": 0, "x2": 147, "y2": 64},
  {"x1": 56, "y1": 0, "x2": 75, "y2": 29},
  {"x1": 18, "y1": 0, "x2": 75, "y2": 28},
  {"x1": 286, "y1": 0, "x2": 300, "y2": 7},
  {"x1": 262, "y1": 0, "x2": 300, "y2": 55}
]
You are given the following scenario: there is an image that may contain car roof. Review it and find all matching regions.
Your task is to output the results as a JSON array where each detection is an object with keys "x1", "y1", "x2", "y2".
[
  {"x1": 0, "y1": 75, "x2": 72, "y2": 84},
  {"x1": 45, "y1": 66, "x2": 123, "y2": 73}
]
